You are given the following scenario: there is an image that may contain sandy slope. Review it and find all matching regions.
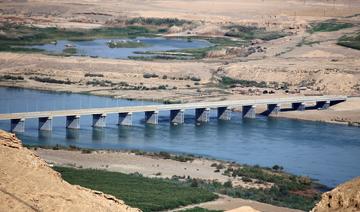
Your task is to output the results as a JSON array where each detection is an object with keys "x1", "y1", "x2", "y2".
[{"x1": 0, "y1": 130, "x2": 139, "y2": 212}]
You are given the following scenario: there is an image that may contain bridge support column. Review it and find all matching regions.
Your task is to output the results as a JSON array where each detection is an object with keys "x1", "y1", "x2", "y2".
[
  {"x1": 266, "y1": 104, "x2": 281, "y2": 116},
  {"x1": 92, "y1": 114, "x2": 106, "y2": 128},
  {"x1": 118, "y1": 112, "x2": 132, "y2": 126},
  {"x1": 292, "y1": 102, "x2": 306, "y2": 111},
  {"x1": 66, "y1": 115, "x2": 80, "y2": 129},
  {"x1": 11, "y1": 118, "x2": 25, "y2": 133},
  {"x1": 39, "y1": 117, "x2": 52, "y2": 131},
  {"x1": 316, "y1": 101, "x2": 330, "y2": 110},
  {"x1": 217, "y1": 107, "x2": 231, "y2": 120},
  {"x1": 145, "y1": 111, "x2": 158, "y2": 125},
  {"x1": 170, "y1": 109, "x2": 184, "y2": 124},
  {"x1": 242, "y1": 105, "x2": 256, "y2": 118},
  {"x1": 195, "y1": 108, "x2": 210, "y2": 122}
]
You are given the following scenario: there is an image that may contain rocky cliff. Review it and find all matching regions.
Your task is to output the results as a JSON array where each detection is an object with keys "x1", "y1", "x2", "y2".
[{"x1": 312, "y1": 176, "x2": 360, "y2": 212}]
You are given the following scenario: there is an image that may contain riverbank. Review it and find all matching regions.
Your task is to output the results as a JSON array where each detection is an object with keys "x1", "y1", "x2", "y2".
[{"x1": 32, "y1": 147, "x2": 319, "y2": 211}]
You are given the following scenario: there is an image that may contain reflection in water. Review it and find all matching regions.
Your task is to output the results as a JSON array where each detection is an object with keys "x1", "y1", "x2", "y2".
[
  {"x1": 38, "y1": 130, "x2": 51, "y2": 142},
  {"x1": 143, "y1": 125, "x2": 156, "y2": 139},
  {"x1": 92, "y1": 128, "x2": 105, "y2": 142},
  {"x1": 66, "y1": 129, "x2": 80, "y2": 140},
  {"x1": 118, "y1": 126, "x2": 131, "y2": 139}
]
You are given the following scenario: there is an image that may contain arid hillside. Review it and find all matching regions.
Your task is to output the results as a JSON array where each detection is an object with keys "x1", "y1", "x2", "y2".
[
  {"x1": 312, "y1": 176, "x2": 360, "y2": 212},
  {"x1": 0, "y1": 130, "x2": 139, "y2": 212}
]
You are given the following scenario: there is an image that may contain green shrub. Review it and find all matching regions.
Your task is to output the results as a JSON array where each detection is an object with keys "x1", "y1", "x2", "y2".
[
  {"x1": 190, "y1": 76, "x2": 201, "y2": 81},
  {"x1": 309, "y1": 21, "x2": 353, "y2": 33},
  {"x1": 158, "y1": 85, "x2": 167, "y2": 90},
  {"x1": 0, "y1": 75, "x2": 24, "y2": 80},
  {"x1": 224, "y1": 25, "x2": 287, "y2": 41},
  {"x1": 224, "y1": 180, "x2": 233, "y2": 188},
  {"x1": 143, "y1": 73, "x2": 159, "y2": 78},
  {"x1": 338, "y1": 32, "x2": 360, "y2": 50},
  {"x1": 84, "y1": 73, "x2": 104, "y2": 77},
  {"x1": 81, "y1": 149, "x2": 93, "y2": 154},
  {"x1": 54, "y1": 166, "x2": 217, "y2": 212},
  {"x1": 30, "y1": 76, "x2": 73, "y2": 84},
  {"x1": 220, "y1": 76, "x2": 267, "y2": 88},
  {"x1": 126, "y1": 17, "x2": 191, "y2": 26}
]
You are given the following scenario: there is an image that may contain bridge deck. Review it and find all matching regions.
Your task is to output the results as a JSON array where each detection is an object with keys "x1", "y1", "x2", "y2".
[{"x1": 0, "y1": 96, "x2": 347, "y2": 120}]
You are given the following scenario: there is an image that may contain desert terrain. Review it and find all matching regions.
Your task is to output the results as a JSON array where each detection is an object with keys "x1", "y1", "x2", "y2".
[
  {"x1": 1, "y1": 1, "x2": 360, "y2": 211},
  {"x1": 0, "y1": 0, "x2": 359, "y2": 125}
]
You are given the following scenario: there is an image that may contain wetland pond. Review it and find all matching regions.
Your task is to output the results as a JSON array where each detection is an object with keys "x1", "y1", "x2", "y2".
[
  {"x1": 29, "y1": 37, "x2": 212, "y2": 59},
  {"x1": 0, "y1": 87, "x2": 360, "y2": 188}
]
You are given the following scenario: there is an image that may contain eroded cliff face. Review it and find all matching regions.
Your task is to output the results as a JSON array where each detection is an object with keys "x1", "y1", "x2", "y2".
[
  {"x1": 312, "y1": 177, "x2": 360, "y2": 212},
  {"x1": 0, "y1": 130, "x2": 140, "y2": 212}
]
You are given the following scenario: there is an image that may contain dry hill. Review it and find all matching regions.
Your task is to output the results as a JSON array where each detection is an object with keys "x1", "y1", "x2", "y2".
[
  {"x1": 312, "y1": 176, "x2": 360, "y2": 212},
  {"x1": 0, "y1": 130, "x2": 140, "y2": 212}
]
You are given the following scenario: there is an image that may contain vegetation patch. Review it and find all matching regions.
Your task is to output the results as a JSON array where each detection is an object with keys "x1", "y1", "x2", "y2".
[
  {"x1": 191, "y1": 164, "x2": 323, "y2": 211},
  {"x1": 29, "y1": 76, "x2": 74, "y2": 84},
  {"x1": 224, "y1": 25, "x2": 288, "y2": 41},
  {"x1": 54, "y1": 166, "x2": 217, "y2": 211},
  {"x1": 84, "y1": 73, "x2": 104, "y2": 77},
  {"x1": 131, "y1": 150, "x2": 195, "y2": 162},
  {"x1": 106, "y1": 40, "x2": 149, "y2": 48},
  {"x1": 337, "y1": 32, "x2": 360, "y2": 50},
  {"x1": 0, "y1": 75, "x2": 24, "y2": 81},
  {"x1": 309, "y1": 21, "x2": 353, "y2": 33},
  {"x1": 219, "y1": 76, "x2": 267, "y2": 88},
  {"x1": 126, "y1": 17, "x2": 191, "y2": 27}
]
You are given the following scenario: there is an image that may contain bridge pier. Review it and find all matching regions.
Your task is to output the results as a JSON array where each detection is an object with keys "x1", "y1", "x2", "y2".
[
  {"x1": 66, "y1": 115, "x2": 80, "y2": 129},
  {"x1": 292, "y1": 102, "x2": 306, "y2": 111},
  {"x1": 170, "y1": 109, "x2": 184, "y2": 124},
  {"x1": 118, "y1": 112, "x2": 132, "y2": 126},
  {"x1": 10, "y1": 118, "x2": 25, "y2": 133},
  {"x1": 217, "y1": 107, "x2": 231, "y2": 120},
  {"x1": 266, "y1": 104, "x2": 281, "y2": 116},
  {"x1": 316, "y1": 101, "x2": 330, "y2": 110},
  {"x1": 195, "y1": 108, "x2": 210, "y2": 122},
  {"x1": 92, "y1": 114, "x2": 106, "y2": 128},
  {"x1": 242, "y1": 105, "x2": 256, "y2": 118},
  {"x1": 39, "y1": 117, "x2": 52, "y2": 131},
  {"x1": 145, "y1": 111, "x2": 159, "y2": 124}
]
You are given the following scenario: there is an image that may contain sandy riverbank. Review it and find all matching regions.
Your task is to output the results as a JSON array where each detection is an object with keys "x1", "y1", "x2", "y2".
[{"x1": 33, "y1": 148, "x2": 302, "y2": 212}]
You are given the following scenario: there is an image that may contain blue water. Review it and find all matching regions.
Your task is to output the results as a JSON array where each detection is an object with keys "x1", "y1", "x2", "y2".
[
  {"x1": 0, "y1": 87, "x2": 359, "y2": 187},
  {"x1": 29, "y1": 38, "x2": 211, "y2": 59}
]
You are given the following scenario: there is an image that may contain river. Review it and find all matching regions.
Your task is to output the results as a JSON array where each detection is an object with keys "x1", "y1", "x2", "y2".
[{"x1": 0, "y1": 87, "x2": 359, "y2": 187}]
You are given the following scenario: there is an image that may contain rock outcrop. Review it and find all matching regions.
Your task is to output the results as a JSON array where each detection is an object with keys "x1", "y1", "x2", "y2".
[
  {"x1": 0, "y1": 130, "x2": 140, "y2": 212},
  {"x1": 312, "y1": 177, "x2": 360, "y2": 212}
]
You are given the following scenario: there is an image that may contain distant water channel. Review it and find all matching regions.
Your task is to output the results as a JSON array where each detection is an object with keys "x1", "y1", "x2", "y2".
[
  {"x1": 0, "y1": 87, "x2": 359, "y2": 187},
  {"x1": 29, "y1": 37, "x2": 211, "y2": 59}
]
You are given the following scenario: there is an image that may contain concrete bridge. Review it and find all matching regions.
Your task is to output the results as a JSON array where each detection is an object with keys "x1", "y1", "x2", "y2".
[{"x1": 0, "y1": 96, "x2": 346, "y2": 132}]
